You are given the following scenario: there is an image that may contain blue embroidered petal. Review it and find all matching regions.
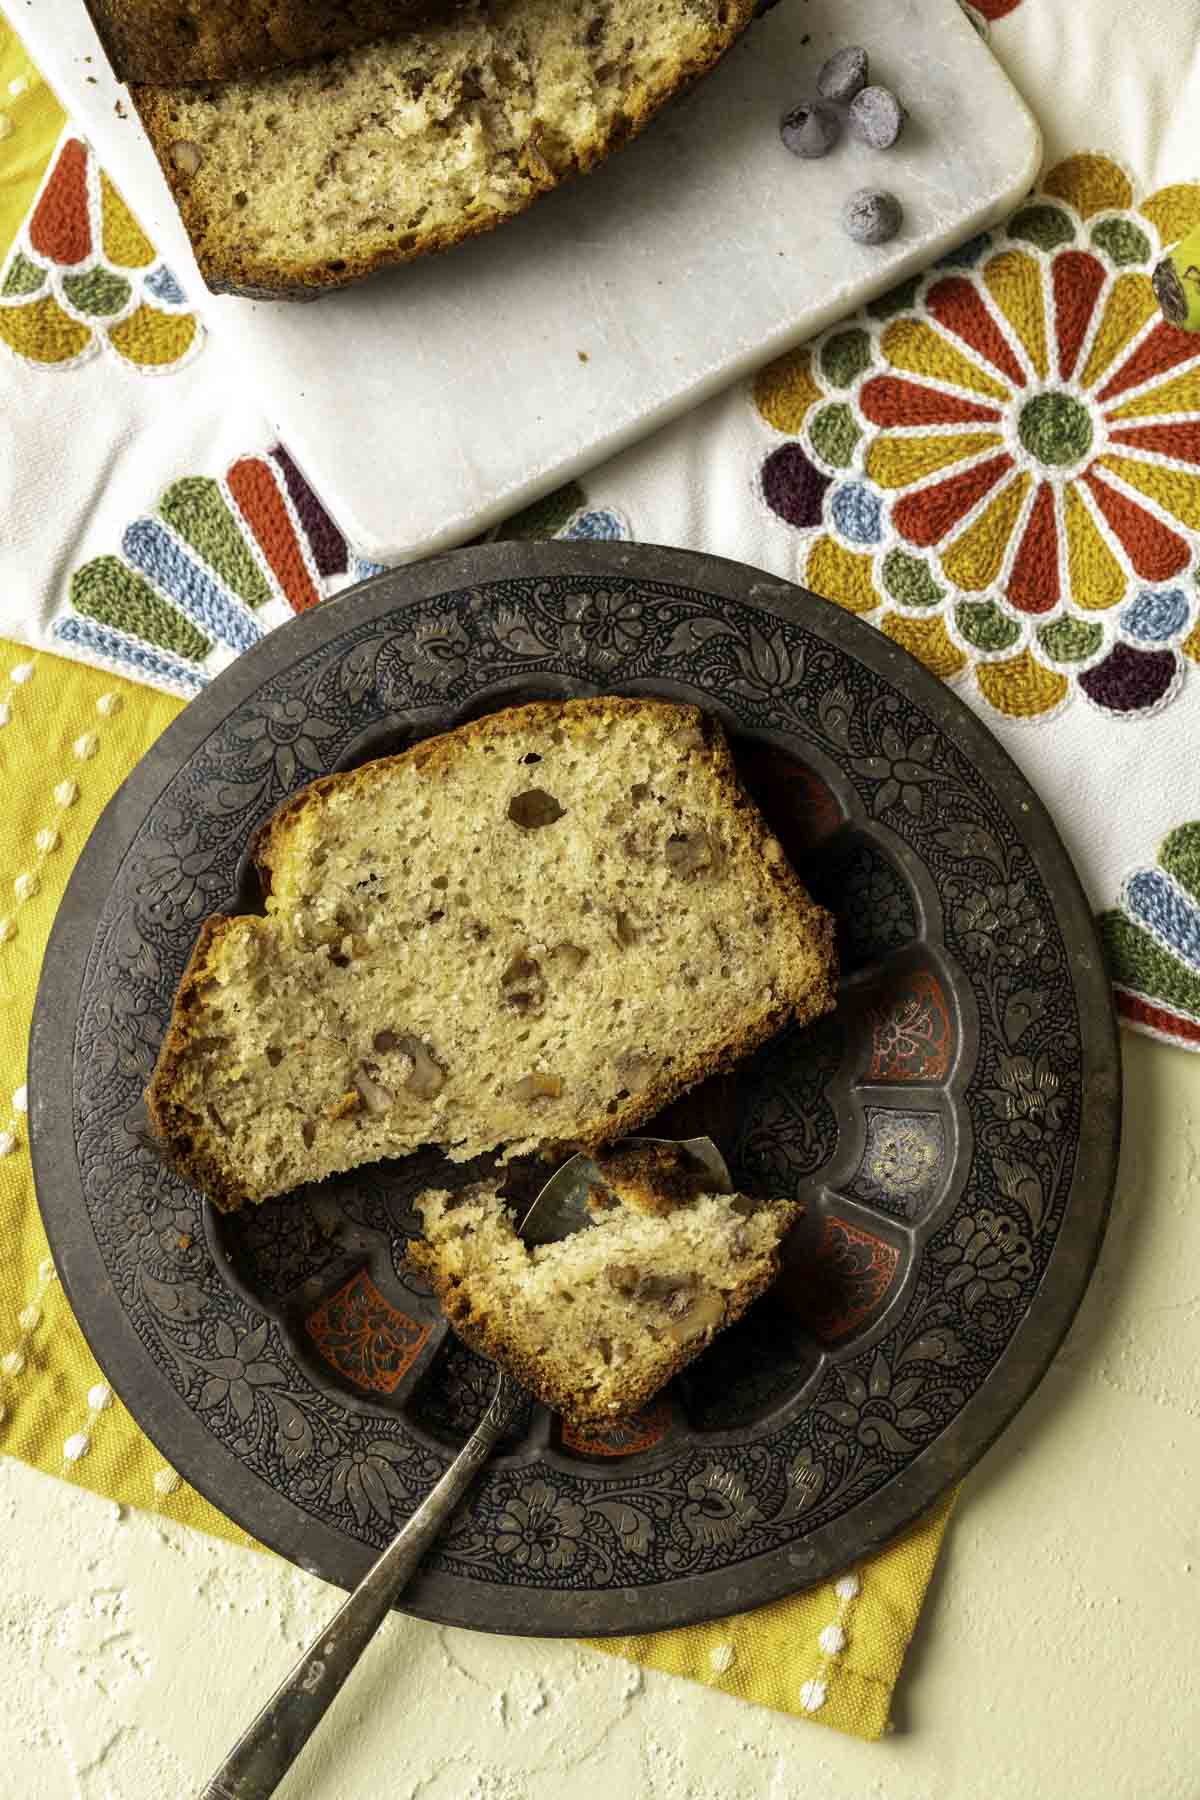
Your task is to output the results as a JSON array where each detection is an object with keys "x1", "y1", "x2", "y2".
[
  {"x1": 1119, "y1": 587, "x2": 1191, "y2": 642},
  {"x1": 1122, "y1": 867, "x2": 1200, "y2": 976},
  {"x1": 144, "y1": 264, "x2": 186, "y2": 305},
  {"x1": 830, "y1": 482, "x2": 884, "y2": 545},
  {"x1": 52, "y1": 615, "x2": 207, "y2": 691},
  {"x1": 560, "y1": 507, "x2": 629, "y2": 542},
  {"x1": 122, "y1": 517, "x2": 262, "y2": 653}
]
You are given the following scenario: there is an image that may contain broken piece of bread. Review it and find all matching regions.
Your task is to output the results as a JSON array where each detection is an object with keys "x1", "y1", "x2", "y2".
[{"x1": 408, "y1": 1156, "x2": 801, "y2": 1422}]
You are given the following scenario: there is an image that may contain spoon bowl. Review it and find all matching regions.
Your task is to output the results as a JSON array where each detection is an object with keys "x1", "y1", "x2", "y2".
[{"x1": 517, "y1": 1134, "x2": 732, "y2": 1247}]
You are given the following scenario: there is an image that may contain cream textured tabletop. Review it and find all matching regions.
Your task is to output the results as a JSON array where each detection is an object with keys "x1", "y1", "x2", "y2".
[{"x1": 2, "y1": 1030, "x2": 1197, "y2": 1800}]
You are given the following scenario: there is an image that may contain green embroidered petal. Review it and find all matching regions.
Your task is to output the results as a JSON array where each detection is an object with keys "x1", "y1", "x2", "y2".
[
  {"x1": 819, "y1": 329, "x2": 872, "y2": 389},
  {"x1": 1090, "y1": 218, "x2": 1152, "y2": 268},
  {"x1": 883, "y1": 549, "x2": 944, "y2": 610},
  {"x1": 71, "y1": 555, "x2": 212, "y2": 661},
  {"x1": 954, "y1": 599, "x2": 1021, "y2": 653},
  {"x1": 499, "y1": 480, "x2": 587, "y2": 540},
  {"x1": 61, "y1": 267, "x2": 132, "y2": 318},
  {"x1": 1006, "y1": 204, "x2": 1075, "y2": 251},
  {"x1": 160, "y1": 476, "x2": 273, "y2": 610},
  {"x1": 867, "y1": 277, "x2": 921, "y2": 322},
  {"x1": 1036, "y1": 617, "x2": 1105, "y2": 663},
  {"x1": 1100, "y1": 910, "x2": 1200, "y2": 1017},
  {"x1": 2, "y1": 251, "x2": 45, "y2": 297},
  {"x1": 808, "y1": 403, "x2": 860, "y2": 469},
  {"x1": 1159, "y1": 821, "x2": 1200, "y2": 904}
]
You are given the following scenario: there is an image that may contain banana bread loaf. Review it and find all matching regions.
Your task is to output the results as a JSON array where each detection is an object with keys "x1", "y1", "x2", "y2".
[
  {"x1": 146, "y1": 696, "x2": 836, "y2": 1211},
  {"x1": 131, "y1": 0, "x2": 759, "y2": 297}
]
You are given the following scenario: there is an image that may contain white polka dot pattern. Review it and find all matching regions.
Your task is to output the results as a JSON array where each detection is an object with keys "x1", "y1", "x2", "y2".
[{"x1": 799, "y1": 1679, "x2": 827, "y2": 1713}]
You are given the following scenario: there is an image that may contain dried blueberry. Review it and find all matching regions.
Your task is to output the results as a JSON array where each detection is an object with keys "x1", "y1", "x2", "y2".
[
  {"x1": 849, "y1": 85, "x2": 906, "y2": 150},
  {"x1": 817, "y1": 46, "x2": 869, "y2": 104},
  {"x1": 780, "y1": 100, "x2": 841, "y2": 160},
  {"x1": 843, "y1": 188, "x2": 903, "y2": 246}
]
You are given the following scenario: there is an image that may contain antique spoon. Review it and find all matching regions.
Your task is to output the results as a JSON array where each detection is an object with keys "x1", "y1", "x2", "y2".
[{"x1": 200, "y1": 1136, "x2": 731, "y2": 1800}]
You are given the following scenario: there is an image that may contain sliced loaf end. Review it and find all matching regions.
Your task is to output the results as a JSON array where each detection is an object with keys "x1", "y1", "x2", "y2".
[
  {"x1": 132, "y1": 0, "x2": 758, "y2": 297},
  {"x1": 145, "y1": 695, "x2": 837, "y2": 1212}
]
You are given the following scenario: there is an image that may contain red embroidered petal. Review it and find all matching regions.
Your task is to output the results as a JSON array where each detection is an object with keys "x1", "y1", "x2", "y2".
[
  {"x1": 1082, "y1": 467, "x2": 1190, "y2": 580},
  {"x1": 1115, "y1": 990, "x2": 1200, "y2": 1045},
  {"x1": 1097, "y1": 321, "x2": 1199, "y2": 404},
  {"x1": 926, "y1": 276, "x2": 1027, "y2": 389},
  {"x1": 227, "y1": 456, "x2": 320, "y2": 613},
  {"x1": 29, "y1": 138, "x2": 91, "y2": 267},
  {"x1": 1052, "y1": 250, "x2": 1107, "y2": 381},
  {"x1": 1107, "y1": 419, "x2": 1200, "y2": 463},
  {"x1": 859, "y1": 375, "x2": 1002, "y2": 428},
  {"x1": 1006, "y1": 482, "x2": 1060, "y2": 615},
  {"x1": 892, "y1": 453, "x2": 1013, "y2": 548}
]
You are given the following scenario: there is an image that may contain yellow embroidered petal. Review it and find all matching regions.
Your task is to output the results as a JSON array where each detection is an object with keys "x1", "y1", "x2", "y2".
[
  {"x1": 1042, "y1": 154, "x2": 1133, "y2": 221},
  {"x1": 99, "y1": 172, "x2": 155, "y2": 269},
  {"x1": 1098, "y1": 454, "x2": 1200, "y2": 531},
  {"x1": 1080, "y1": 273, "x2": 1157, "y2": 390},
  {"x1": 1106, "y1": 363, "x2": 1200, "y2": 421},
  {"x1": 880, "y1": 317, "x2": 1011, "y2": 403},
  {"x1": 805, "y1": 536, "x2": 879, "y2": 615},
  {"x1": 880, "y1": 611, "x2": 967, "y2": 679},
  {"x1": 1063, "y1": 484, "x2": 1126, "y2": 610},
  {"x1": 866, "y1": 432, "x2": 1003, "y2": 490},
  {"x1": 0, "y1": 294, "x2": 92, "y2": 364},
  {"x1": 753, "y1": 346, "x2": 822, "y2": 433},
  {"x1": 1139, "y1": 183, "x2": 1200, "y2": 249},
  {"x1": 975, "y1": 649, "x2": 1069, "y2": 718},
  {"x1": 106, "y1": 304, "x2": 198, "y2": 368},
  {"x1": 1182, "y1": 618, "x2": 1200, "y2": 664},
  {"x1": 982, "y1": 251, "x2": 1047, "y2": 381},
  {"x1": 940, "y1": 473, "x2": 1031, "y2": 592}
]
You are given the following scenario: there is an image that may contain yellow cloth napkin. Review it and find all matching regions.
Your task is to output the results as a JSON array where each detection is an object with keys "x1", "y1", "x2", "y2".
[
  {"x1": 0, "y1": 643, "x2": 954, "y2": 1739},
  {"x1": 0, "y1": 29, "x2": 63, "y2": 253}
]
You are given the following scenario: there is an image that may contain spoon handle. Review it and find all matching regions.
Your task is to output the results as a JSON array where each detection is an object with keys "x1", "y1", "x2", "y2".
[{"x1": 198, "y1": 1371, "x2": 526, "y2": 1800}]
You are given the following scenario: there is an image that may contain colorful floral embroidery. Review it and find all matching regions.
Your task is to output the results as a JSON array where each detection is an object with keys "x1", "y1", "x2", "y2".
[
  {"x1": 53, "y1": 446, "x2": 367, "y2": 694},
  {"x1": 491, "y1": 479, "x2": 630, "y2": 545},
  {"x1": 753, "y1": 154, "x2": 1200, "y2": 721},
  {"x1": 53, "y1": 467, "x2": 631, "y2": 696},
  {"x1": 0, "y1": 130, "x2": 201, "y2": 373},
  {"x1": 1100, "y1": 820, "x2": 1200, "y2": 1049}
]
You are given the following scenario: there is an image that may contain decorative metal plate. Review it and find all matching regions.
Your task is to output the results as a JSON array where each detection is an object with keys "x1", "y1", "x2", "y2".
[{"x1": 30, "y1": 544, "x2": 1120, "y2": 1636}]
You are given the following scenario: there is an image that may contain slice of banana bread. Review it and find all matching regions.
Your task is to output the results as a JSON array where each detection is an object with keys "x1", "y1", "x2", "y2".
[
  {"x1": 146, "y1": 696, "x2": 837, "y2": 1212},
  {"x1": 408, "y1": 1166, "x2": 801, "y2": 1423},
  {"x1": 85, "y1": 0, "x2": 466, "y2": 84},
  {"x1": 131, "y1": 0, "x2": 758, "y2": 297}
]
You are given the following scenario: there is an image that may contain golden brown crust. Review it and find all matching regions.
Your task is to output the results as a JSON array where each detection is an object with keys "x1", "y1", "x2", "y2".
[
  {"x1": 146, "y1": 696, "x2": 837, "y2": 1213},
  {"x1": 144, "y1": 914, "x2": 259, "y2": 1213},
  {"x1": 130, "y1": 1, "x2": 758, "y2": 299},
  {"x1": 86, "y1": 0, "x2": 468, "y2": 84},
  {"x1": 253, "y1": 697, "x2": 727, "y2": 883},
  {"x1": 593, "y1": 1143, "x2": 708, "y2": 1214},
  {"x1": 406, "y1": 1197, "x2": 802, "y2": 1424}
]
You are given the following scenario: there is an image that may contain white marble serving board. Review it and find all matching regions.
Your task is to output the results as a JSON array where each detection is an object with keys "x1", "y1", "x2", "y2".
[{"x1": 19, "y1": 0, "x2": 1040, "y2": 563}]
